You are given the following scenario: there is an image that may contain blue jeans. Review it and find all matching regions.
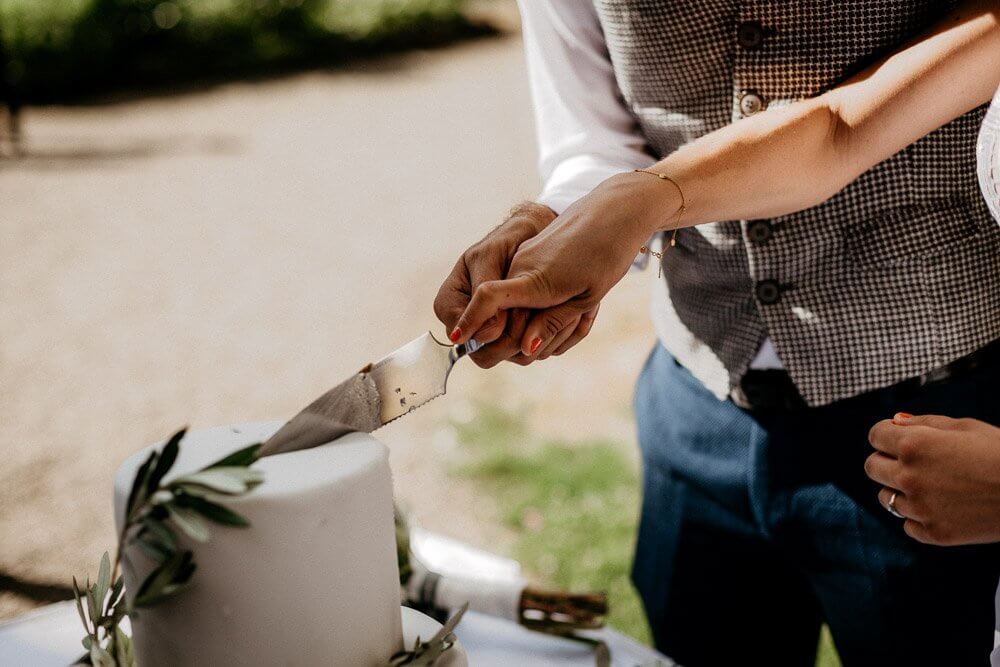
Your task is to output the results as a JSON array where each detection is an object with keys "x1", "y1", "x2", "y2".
[{"x1": 633, "y1": 344, "x2": 1000, "y2": 666}]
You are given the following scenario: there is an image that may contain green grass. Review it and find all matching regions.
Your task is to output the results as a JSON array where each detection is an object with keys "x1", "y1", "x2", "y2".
[
  {"x1": 0, "y1": 0, "x2": 493, "y2": 104},
  {"x1": 450, "y1": 405, "x2": 842, "y2": 666}
]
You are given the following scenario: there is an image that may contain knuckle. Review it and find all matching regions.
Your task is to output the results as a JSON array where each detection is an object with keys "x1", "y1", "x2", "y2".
[
  {"x1": 955, "y1": 418, "x2": 978, "y2": 430},
  {"x1": 543, "y1": 316, "x2": 565, "y2": 338},
  {"x1": 432, "y1": 298, "x2": 446, "y2": 321},
  {"x1": 896, "y1": 471, "x2": 918, "y2": 495},
  {"x1": 476, "y1": 280, "x2": 498, "y2": 298},
  {"x1": 466, "y1": 242, "x2": 487, "y2": 260},
  {"x1": 523, "y1": 268, "x2": 552, "y2": 299},
  {"x1": 863, "y1": 454, "x2": 877, "y2": 477},
  {"x1": 896, "y1": 437, "x2": 919, "y2": 463},
  {"x1": 868, "y1": 420, "x2": 889, "y2": 445},
  {"x1": 907, "y1": 497, "x2": 929, "y2": 521}
]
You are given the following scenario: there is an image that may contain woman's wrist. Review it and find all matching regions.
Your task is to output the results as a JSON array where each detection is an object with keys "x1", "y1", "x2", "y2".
[{"x1": 600, "y1": 170, "x2": 685, "y2": 238}]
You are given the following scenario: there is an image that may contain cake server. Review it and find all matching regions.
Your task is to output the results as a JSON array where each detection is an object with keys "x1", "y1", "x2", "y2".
[
  {"x1": 260, "y1": 332, "x2": 481, "y2": 457},
  {"x1": 366, "y1": 331, "x2": 482, "y2": 426}
]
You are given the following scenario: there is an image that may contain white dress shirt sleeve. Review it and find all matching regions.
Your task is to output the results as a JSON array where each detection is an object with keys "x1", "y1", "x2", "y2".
[{"x1": 517, "y1": 0, "x2": 655, "y2": 215}]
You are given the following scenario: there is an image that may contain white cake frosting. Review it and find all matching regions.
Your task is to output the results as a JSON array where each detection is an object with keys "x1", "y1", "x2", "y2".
[{"x1": 113, "y1": 421, "x2": 403, "y2": 666}]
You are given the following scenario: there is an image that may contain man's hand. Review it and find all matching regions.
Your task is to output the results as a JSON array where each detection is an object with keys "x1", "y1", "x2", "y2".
[
  {"x1": 450, "y1": 172, "x2": 674, "y2": 356},
  {"x1": 865, "y1": 413, "x2": 1000, "y2": 546},
  {"x1": 433, "y1": 202, "x2": 555, "y2": 368}
]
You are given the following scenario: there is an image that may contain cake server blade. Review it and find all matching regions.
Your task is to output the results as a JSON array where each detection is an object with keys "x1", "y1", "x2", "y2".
[
  {"x1": 260, "y1": 332, "x2": 480, "y2": 457},
  {"x1": 369, "y1": 331, "x2": 481, "y2": 426}
]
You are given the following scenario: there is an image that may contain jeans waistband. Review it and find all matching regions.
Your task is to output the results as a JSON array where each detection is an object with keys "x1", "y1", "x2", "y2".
[{"x1": 731, "y1": 337, "x2": 1000, "y2": 411}]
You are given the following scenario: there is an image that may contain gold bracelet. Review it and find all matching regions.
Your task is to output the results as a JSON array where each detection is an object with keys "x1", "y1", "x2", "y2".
[{"x1": 633, "y1": 168, "x2": 687, "y2": 276}]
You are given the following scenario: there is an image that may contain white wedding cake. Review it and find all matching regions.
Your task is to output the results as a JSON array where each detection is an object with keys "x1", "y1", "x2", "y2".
[{"x1": 113, "y1": 421, "x2": 407, "y2": 666}]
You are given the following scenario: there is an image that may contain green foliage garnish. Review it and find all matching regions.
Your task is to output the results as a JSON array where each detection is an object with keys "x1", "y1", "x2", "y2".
[{"x1": 71, "y1": 428, "x2": 263, "y2": 665}]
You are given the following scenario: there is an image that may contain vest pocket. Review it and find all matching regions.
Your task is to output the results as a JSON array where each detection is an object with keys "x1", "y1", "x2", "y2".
[{"x1": 845, "y1": 195, "x2": 982, "y2": 267}]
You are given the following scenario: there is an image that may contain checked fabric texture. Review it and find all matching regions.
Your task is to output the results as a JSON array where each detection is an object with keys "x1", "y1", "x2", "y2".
[{"x1": 594, "y1": 0, "x2": 1000, "y2": 406}]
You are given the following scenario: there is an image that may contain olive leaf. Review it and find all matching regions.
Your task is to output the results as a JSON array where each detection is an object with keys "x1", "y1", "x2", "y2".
[
  {"x1": 145, "y1": 428, "x2": 185, "y2": 494},
  {"x1": 108, "y1": 575, "x2": 125, "y2": 614},
  {"x1": 72, "y1": 576, "x2": 89, "y2": 631},
  {"x1": 85, "y1": 579, "x2": 99, "y2": 630},
  {"x1": 90, "y1": 641, "x2": 115, "y2": 667},
  {"x1": 124, "y1": 451, "x2": 156, "y2": 522},
  {"x1": 135, "y1": 520, "x2": 180, "y2": 562},
  {"x1": 113, "y1": 626, "x2": 136, "y2": 667},
  {"x1": 95, "y1": 552, "x2": 111, "y2": 614},
  {"x1": 171, "y1": 467, "x2": 263, "y2": 495},
  {"x1": 165, "y1": 504, "x2": 211, "y2": 542},
  {"x1": 203, "y1": 442, "x2": 262, "y2": 469},
  {"x1": 134, "y1": 550, "x2": 196, "y2": 607},
  {"x1": 173, "y1": 493, "x2": 250, "y2": 527}
]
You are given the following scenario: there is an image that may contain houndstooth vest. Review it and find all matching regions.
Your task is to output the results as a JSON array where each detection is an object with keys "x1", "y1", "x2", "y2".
[{"x1": 594, "y1": 0, "x2": 1000, "y2": 406}]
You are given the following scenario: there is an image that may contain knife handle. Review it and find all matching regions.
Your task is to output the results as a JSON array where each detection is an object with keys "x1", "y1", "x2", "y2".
[{"x1": 455, "y1": 338, "x2": 483, "y2": 359}]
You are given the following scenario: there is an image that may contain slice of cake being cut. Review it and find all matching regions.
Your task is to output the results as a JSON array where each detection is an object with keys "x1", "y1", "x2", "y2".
[{"x1": 113, "y1": 421, "x2": 403, "y2": 666}]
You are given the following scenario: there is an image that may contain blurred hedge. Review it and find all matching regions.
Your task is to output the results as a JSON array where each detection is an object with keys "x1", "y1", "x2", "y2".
[{"x1": 0, "y1": 0, "x2": 492, "y2": 104}]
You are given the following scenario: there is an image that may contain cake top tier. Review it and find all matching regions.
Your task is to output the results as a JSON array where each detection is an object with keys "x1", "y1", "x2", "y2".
[{"x1": 113, "y1": 421, "x2": 387, "y2": 504}]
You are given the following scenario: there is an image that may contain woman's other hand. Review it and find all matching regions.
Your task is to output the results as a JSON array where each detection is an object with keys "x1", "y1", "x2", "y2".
[{"x1": 866, "y1": 413, "x2": 1000, "y2": 546}]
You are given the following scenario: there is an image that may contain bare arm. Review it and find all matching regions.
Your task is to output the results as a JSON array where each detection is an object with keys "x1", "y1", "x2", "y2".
[
  {"x1": 450, "y1": 0, "x2": 1000, "y2": 352},
  {"x1": 643, "y1": 0, "x2": 1000, "y2": 229}
]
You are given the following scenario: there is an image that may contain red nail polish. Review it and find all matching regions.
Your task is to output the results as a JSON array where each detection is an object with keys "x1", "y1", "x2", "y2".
[
  {"x1": 894, "y1": 412, "x2": 913, "y2": 424},
  {"x1": 449, "y1": 328, "x2": 462, "y2": 343},
  {"x1": 530, "y1": 337, "x2": 542, "y2": 354}
]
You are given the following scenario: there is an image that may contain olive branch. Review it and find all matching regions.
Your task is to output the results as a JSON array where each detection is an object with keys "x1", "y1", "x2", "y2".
[
  {"x1": 70, "y1": 427, "x2": 465, "y2": 666},
  {"x1": 71, "y1": 428, "x2": 263, "y2": 666}
]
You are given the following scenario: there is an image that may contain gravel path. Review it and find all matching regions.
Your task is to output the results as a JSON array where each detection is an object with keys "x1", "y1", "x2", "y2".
[{"x1": 0, "y1": 15, "x2": 655, "y2": 619}]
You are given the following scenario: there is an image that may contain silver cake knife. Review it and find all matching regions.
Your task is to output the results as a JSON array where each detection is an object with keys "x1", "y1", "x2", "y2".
[
  {"x1": 367, "y1": 332, "x2": 482, "y2": 426},
  {"x1": 260, "y1": 332, "x2": 481, "y2": 457}
]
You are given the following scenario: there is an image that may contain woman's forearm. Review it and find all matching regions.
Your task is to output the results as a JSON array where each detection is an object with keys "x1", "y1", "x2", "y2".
[
  {"x1": 633, "y1": 0, "x2": 1000, "y2": 235},
  {"x1": 445, "y1": 2, "x2": 1000, "y2": 349}
]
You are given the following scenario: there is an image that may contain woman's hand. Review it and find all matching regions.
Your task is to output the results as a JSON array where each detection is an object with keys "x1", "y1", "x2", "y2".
[
  {"x1": 433, "y1": 202, "x2": 555, "y2": 368},
  {"x1": 865, "y1": 413, "x2": 1000, "y2": 546},
  {"x1": 450, "y1": 172, "x2": 680, "y2": 355}
]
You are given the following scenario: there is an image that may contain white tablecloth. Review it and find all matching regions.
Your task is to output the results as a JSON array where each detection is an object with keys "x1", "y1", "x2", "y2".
[
  {"x1": 0, "y1": 530, "x2": 672, "y2": 665},
  {"x1": 0, "y1": 601, "x2": 671, "y2": 666}
]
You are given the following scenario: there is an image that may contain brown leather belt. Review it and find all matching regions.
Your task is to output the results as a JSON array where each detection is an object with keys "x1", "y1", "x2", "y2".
[{"x1": 730, "y1": 338, "x2": 1000, "y2": 411}]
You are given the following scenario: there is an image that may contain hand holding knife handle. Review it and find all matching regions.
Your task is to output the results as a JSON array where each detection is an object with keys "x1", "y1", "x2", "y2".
[{"x1": 452, "y1": 338, "x2": 483, "y2": 362}]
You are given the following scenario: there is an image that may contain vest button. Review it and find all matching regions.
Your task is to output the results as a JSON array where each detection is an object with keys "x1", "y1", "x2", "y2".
[
  {"x1": 737, "y1": 21, "x2": 764, "y2": 50},
  {"x1": 747, "y1": 220, "x2": 773, "y2": 244},
  {"x1": 739, "y1": 90, "x2": 767, "y2": 117},
  {"x1": 755, "y1": 279, "x2": 782, "y2": 305}
]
